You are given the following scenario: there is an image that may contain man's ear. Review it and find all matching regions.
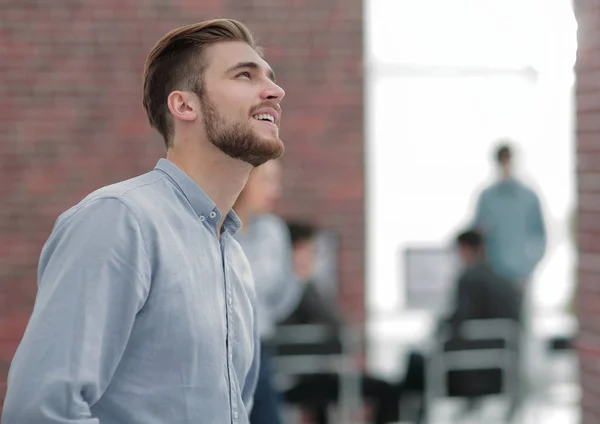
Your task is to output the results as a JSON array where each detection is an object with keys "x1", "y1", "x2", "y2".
[{"x1": 167, "y1": 90, "x2": 198, "y2": 123}]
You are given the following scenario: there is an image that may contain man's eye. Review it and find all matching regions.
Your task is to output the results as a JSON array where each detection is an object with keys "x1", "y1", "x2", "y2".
[{"x1": 236, "y1": 71, "x2": 251, "y2": 79}]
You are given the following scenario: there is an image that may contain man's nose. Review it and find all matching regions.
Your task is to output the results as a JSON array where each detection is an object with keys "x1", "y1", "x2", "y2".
[{"x1": 261, "y1": 80, "x2": 285, "y2": 102}]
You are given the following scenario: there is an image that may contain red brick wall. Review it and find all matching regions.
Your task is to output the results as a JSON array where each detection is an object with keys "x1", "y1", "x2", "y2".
[
  {"x1": 0, "y1": 1, "x2": 364, "y2": 406},
  {"x1": 575, "y1": 1, "x2": 600, "y2": 422}
]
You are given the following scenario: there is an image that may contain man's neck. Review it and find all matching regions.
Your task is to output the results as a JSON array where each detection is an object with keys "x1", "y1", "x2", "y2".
[
  {"x1": 166, "y1": 139, "x2": 252, "y2": 234},
  {"x1": 499, "y1": 165, "x2": 512, "y2": 180}
]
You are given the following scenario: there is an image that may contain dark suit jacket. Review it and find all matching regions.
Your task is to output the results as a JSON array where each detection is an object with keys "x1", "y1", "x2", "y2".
[{"x1": 444, "y1": 259, "x2": 522, "y2": 339}]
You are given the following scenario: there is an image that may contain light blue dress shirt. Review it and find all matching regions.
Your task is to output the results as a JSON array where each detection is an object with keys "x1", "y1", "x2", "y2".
[
  {"x1": 474, "y1": 178, "x2": 547, "y2": 283},
  {"x1": 2, "y1": 158, "x2": 260, "y2": 424},
  {"x1": 235, "y1": 214, "x2": 302, "y2": 341}
]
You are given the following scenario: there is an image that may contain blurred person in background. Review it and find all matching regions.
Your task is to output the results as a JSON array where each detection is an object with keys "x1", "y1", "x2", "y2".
[
  {"x1": 440, "y1": 230, "x2": 522, "y2": 337},
  {"x1": 2, "y1": 18, "x2": 285, "y2": 424},
  {"x1": 280, "y1": 221, "x2": 401, "y2": 424},
  {"x1": 390, "y1": 230, "x2": 523, "y2": 422},
  {"x1": 280, "y1": 221, "x2": 342, "y2": 344},
  {"x1": 438, "y1": 229, "x2": 523, "y2": 419},
  {"x1": 472, "y1": 142, "x2": 546, "y2": 408},
  {"x1": 473, "y1": 142, "x2": 547, "y2": 290},
  {"x1": 234, "y1": 159, "x2": 303, "y2": 424}
]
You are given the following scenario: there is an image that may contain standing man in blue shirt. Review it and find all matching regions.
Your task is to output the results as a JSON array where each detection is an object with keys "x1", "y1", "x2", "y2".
[
  {"x1": 474, "y1": 143, "x2": 547, "y2": 289},
  {"x1": 473, "y1": 142, "x2": 546, "y2": 408},
  {"x1": 2, "y1": 18, "x2": 286, "y2": 424}
]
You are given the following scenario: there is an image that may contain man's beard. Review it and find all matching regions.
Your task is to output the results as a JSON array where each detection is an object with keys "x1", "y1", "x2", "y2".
[{"x1": 199, "y1": 93, "x2": 284, "y2": 167}]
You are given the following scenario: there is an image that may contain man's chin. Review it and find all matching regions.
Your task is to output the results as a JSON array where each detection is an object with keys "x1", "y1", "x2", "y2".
[
  {"x1": 244, "y1": 139, "x2": 284, "y2": 167},
  {"x1": 264, "y1": 136, "x2": 284, "y2": 151},
  {"x1": 213, "y1": 132, "x2": 284, "y2": 166},
  {"x1": 255, "y1": 136, "x2": 284, "y2": 156}
]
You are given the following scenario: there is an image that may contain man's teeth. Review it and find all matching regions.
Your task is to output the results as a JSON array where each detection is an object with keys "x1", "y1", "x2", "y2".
[{"x1": 253, "y1": 113, "x2": 275, "y2": 123}]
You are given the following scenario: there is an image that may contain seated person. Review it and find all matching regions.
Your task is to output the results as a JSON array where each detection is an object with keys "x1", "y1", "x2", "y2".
[
  {"x1": 277, "y1": 222, "x2": 342, "y2": 355},
  {"x1": 403, "y1": 229, "x2": 524, "y2": 421},
  {"x1": 439, "y1": 229, "x2": 523, "y2": 397},
  {"x1": 277, "y1": 221, "x2": 400, "y2": 424},
  {"x1": 441, "y1": 229, "x2": 522, "y2": 339}
]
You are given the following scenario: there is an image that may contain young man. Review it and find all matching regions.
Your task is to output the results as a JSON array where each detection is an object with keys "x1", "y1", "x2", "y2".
[
  {"x1": 234, "y1": 159, "x2": 303, "y2": 424},
  {"x1": 473, "y1": 143, "x2": 545, "y2": 404},
  {"x1": 2, "y1": 19, "x2": 285, "y2": 424},
  {"x1": 474, "y1": 143, "x2": 547, "y2": 287}
]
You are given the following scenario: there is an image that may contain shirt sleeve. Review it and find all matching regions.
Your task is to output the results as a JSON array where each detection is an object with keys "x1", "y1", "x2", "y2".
[{"x1": 2, "y1": 197, "x2": 151, "y2": 424}]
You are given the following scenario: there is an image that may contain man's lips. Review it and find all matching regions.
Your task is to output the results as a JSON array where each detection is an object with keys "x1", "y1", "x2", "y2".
[{"x1": 251, "y1": 107, "x2": 280, "y2": 126}]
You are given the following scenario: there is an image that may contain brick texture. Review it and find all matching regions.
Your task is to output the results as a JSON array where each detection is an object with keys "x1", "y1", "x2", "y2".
[
  {"x1": 575, "y1": 1, "x2": 600, "y2": 422},
  {"x1": 0, "y1": 0, "x2": 364, "y2": 407}
]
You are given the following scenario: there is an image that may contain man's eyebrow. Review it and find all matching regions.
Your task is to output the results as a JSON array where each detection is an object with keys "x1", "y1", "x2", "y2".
[{"x1": 226, "y1": 62, "x2": 276, "y2": 82}]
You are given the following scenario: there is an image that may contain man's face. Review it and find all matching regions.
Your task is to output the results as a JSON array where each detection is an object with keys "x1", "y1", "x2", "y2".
[
  {"x1": 458, "y1": 244, "x2": 469, "y2": 265},
  {"x1": 198, "y1": 41, "x2": 285, "y2": 167},
  {"x1": 292, "y1": 239, "x2": 316, "y2": 280},
  {"x1": 457, "y1": 244, "x2": 479, "y2": 266}
]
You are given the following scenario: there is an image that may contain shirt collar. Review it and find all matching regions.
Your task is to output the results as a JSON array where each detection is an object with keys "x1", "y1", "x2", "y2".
[{"x1": 154, "y1": 158, "x2": 242, "y2": 235}]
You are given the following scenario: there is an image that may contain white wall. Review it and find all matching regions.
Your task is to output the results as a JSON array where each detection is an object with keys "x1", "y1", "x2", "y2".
[{"x1": 364, "y1": 0, "x2": 578, "y2": 378}]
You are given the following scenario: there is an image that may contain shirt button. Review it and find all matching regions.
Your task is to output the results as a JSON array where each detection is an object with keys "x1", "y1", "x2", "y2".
[
  {"x1": 209, "y1": 211, "x2": 217, "y2": 218},
  {"x1": 199, "y1": 215, "x2": 206, "y2": 222},
  {"x1": 233, "y1": 411, "x2": 238, "y2": 419}
]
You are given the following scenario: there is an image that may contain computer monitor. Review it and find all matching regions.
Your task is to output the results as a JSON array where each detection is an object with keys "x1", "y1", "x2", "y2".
[{"x1": 403, "y1": 246, "x2": 461, "y2": 313}]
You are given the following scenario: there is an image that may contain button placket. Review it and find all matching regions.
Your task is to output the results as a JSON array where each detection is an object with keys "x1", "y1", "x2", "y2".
[{"x1": 222, "y1": 241, "x2": 237, "y2": 423}]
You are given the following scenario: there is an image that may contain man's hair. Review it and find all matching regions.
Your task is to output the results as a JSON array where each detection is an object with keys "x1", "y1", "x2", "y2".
[
  {"x1": 142, "y1": 19, "x2": 258, "y2": 148},
  {"x1": 456, "y1": 229, "x2": 483, "y2": 249},
  {"x1": 495, "y1": 143, "x2": 512, "y2": 164},
  {"x1": 287, "y1": 221, "x2": 317, "y2": 246}
]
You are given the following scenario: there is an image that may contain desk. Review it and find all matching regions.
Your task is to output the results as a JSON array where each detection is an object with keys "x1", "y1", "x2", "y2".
[{"x1": 365, "y1": 309, "x2": 577, "y2": 384}]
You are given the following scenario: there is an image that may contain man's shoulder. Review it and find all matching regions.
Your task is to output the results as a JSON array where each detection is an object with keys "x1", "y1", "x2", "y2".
[
  {"x1": 462, "y1": 261, "x2": 499, "y2": 284},
  {"x1": 56, "y1": 170, "x2": 168, "y2": 226},
  {"x1": 86, "y1": 170, "x2": 167, "y2": 203},
  {"x1": 479, "y1": 184, "x2": 496, "y2": 199},
  {"x1": 482, "y1": 179, "x2": 537, "y2": 198},
  {"x1": 483, "y1": 180, "x2": 505, "y2": 194},
  {"x1": 521, "y1": 182, "x2": 541, "y2": 200}
]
